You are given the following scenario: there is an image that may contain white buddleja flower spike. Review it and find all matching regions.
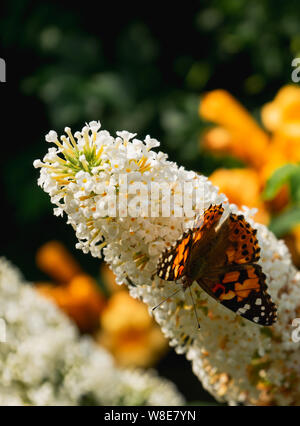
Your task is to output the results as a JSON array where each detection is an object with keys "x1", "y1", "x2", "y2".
[
  {"x1": 35, "y1": 121, "x2": 300, "y2": 405},
  {"x1": 0, "y1": 258, "x2": 184, "y2": 406}
]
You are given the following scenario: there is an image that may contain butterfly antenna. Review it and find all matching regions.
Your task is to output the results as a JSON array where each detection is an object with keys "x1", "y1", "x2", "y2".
[
  {"x1": 189, "y1": 286, "x2": 201, "y2": 329},
  {"x1": 152, "y1": 288, "x2": 181, "y2": 312}
]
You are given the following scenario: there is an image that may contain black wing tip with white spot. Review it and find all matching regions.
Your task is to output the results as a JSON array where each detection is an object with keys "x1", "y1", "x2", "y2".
[{"x1": 224, "y1": 291, "x2": 278, "y2": 326}]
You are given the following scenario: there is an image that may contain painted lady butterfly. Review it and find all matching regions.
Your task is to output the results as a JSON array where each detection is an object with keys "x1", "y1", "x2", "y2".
[{"x1": 155, "y1": 204, "x2": 277, "y2": 326}]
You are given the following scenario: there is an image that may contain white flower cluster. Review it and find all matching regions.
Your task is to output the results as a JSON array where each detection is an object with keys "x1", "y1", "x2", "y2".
[
  {"x1": 35, "y1": 122, "x2": 300, "y2": 405},
  {"x1": 0, "y1": 258, "x2": 184, "y2": 406}
]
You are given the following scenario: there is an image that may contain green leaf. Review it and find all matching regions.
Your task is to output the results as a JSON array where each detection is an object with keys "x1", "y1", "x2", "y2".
[
  {"x1": 263, "y1": 163, "x2": 300, "y2": 201},
  {"x1": 289, "y1": 171, "x2": 300, "y2": 203},
  {"x1": 269, "y1": 207, "x2": 300, "y2": 237}
]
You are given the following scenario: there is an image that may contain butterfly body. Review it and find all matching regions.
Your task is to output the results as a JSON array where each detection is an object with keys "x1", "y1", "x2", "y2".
[
  {"x1": 156, "y1": 204, "x2": 277, "y2": 326},
  {"x1": 189, "y1": 216, "x2": 232, "y2": 280}
]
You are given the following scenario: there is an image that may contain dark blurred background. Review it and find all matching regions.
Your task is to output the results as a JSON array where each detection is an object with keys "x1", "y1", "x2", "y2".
[{"x1": 1, "y1": 0, "x2": 300, "y2": 404}]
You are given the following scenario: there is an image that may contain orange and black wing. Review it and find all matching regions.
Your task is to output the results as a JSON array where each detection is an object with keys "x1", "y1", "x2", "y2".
[
  {"x1": 198, "y1": 264, "x2": 277, "y2": 326},
  {"x1": 156, "y1": 230, "x2": 193, "y2": 281},
  {"x1": 156, "y1": 204, "x2": 224, "y2": 281},
  {"x1": 225, "y1": 214, "x2": 261, "y2": 265},
  {"x1": 191, "y1": 204, "x2": 224, "y2": 244}
]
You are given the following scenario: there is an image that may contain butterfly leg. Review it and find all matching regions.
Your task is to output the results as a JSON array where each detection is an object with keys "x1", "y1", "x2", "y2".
[
  {"x1": 150, "y1": 269, "x2": 158, "y2": 280},
  {"x1": 182, "y1": 275, "x2": 193, "y2": 291},
  {"x1": 188, "y1": 285, "x2": 201, "y2": 329},
  {"x1": 125, "y1": 275, "x2": 137, "y2": 287}
]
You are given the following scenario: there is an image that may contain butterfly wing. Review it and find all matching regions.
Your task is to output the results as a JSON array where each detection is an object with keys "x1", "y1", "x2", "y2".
[
  {"x1": 191, "y1": 204, "x2": 224, "y2": 243},
  {"x1": 225, "y1": 214, "x2": 261, "y2": 264},
  {"x1": 156, "y1": 204, "x2": 224, "y2": 281},
  {"x1": 156, "y1": 231, "x2": 193, "y2": 281},
  {"x1": 198, "y1": 264, "x2": 277, "y2": 325}
]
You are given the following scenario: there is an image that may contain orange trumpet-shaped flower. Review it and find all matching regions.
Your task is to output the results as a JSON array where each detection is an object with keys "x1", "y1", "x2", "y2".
[
  {"x1": 200, "y1": 90, "x2": 269, "y2": 168},
  {"x1": 36, "y1": 240, "x2": 82, "y2": 284},
  {"x1": 260, "y1": 85, "x2": 300, "y2": 180},
  {"x1": 37, "y1": 274, "x2": 106, "y2": 333},
  {"x1": 98, "y1": 291, "x2": 167, "y2": 368},
  {"x1": 261, "y1": 85, "x2": 300, "y2": 134},
  {"x1": 199, "y1": 87, "x2": 295, "y2": 214},
  {"x1": 209, "y1": 168, "x2": 269, "y2": 225}
]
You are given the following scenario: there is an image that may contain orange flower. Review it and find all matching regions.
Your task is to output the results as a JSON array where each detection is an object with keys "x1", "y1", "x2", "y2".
[
  {"x1": 37, "y1": 274, "x2": 106, "y2": 333},
  {"x1": 261, "y1": 85, "x2": 300, "y2": 135},
  {"x1": 202, "y1": 126, "x2": 236, "y2": 155},
  {"x1": 258, "y1": 143, "x2": 288, "y2": 183},
  {"x1": 209, "y1": 168, "x2": 269, "y2": 224},
  {"x1": 288, "y1": 224, "x2": 300, "y2": 268},
  {"x1": 260, "y1": 86, "x2": 300, "y2": 180},
  {"x1": 200, "y1": 87, "x2": 300, "y2": 177},
  {"x1": 36, "y1": 241, "x2": 82, "y2": 284},
  {"x1": 293, "y1": 224, "x2": 300, "y2": 256},
  {"x1": 97, "y1": 291, "x2": 167, "y2": 368},
  {"x1": 199, "y1": 87, "x2": 296, "y2": 215},
  {"x1": 283, "y1": 232, "x2": 300, "y2": 269},
  {"x1": 200, "y1": 90, "x2": 269, "y2": 168}
]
